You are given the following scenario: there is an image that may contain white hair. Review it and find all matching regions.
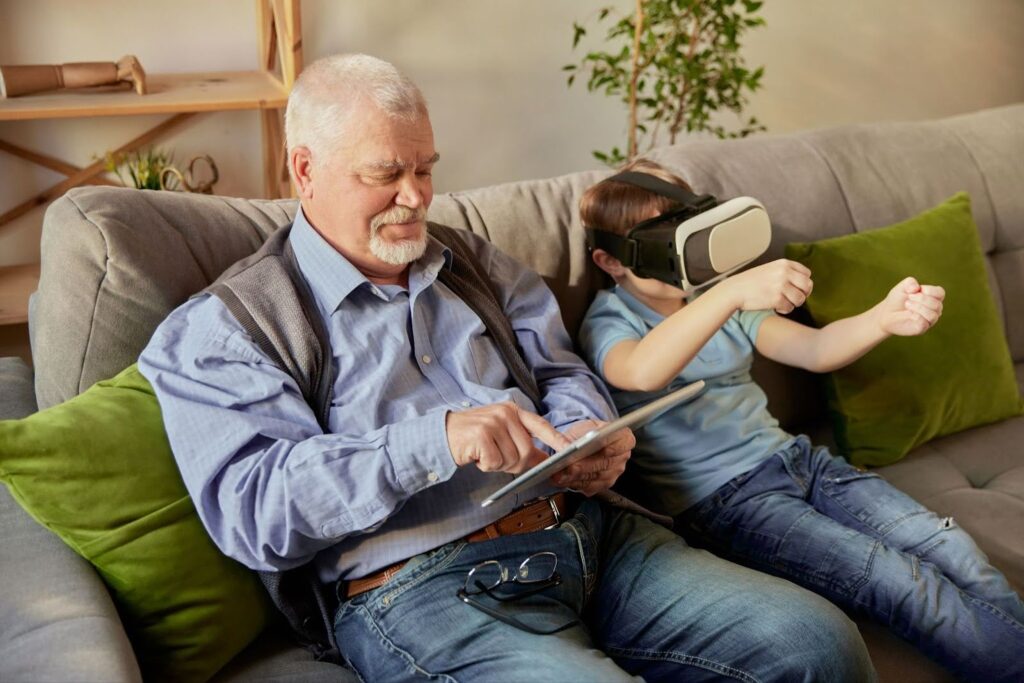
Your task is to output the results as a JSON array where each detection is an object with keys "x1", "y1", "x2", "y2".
[{"x1": 285, "y1": 54, "x2": 427, "y2": 169}]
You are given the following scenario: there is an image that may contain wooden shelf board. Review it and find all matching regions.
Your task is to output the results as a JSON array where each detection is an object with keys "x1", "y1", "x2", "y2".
[
  {"x1": 0, "y1": 263, "x2": 39, "y2": 325},
  {"x1": 0, "y1": 71, "x2": 288, "y2": 121}
]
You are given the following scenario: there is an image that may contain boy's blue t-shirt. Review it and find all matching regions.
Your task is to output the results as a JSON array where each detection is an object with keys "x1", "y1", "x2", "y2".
[{"x1": 578, "y1": 286, "x2": 793, "y2": 516}]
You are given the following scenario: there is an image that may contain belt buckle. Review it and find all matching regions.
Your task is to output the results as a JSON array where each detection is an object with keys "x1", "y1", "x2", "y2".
[{"x1": 545, "y1": 496, "x2": 562, "y2": 529}]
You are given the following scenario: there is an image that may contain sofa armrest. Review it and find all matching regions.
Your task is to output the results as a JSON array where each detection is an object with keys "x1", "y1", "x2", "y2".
[
  {"x1": 1, "y1": 357, "x2": 142, "y2": 682},
  {"x1": 0, "y1": 357, "x2": 37, "y2": 421}
]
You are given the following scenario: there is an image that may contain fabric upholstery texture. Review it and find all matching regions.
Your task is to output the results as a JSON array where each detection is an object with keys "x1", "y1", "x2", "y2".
[
  {"x1": 9, "y1": 102, "x2": 1022, "y2": 682},
  {"x1": 0, "y1": 485, "x2": 144, "y2": 683},
  {"x1": 0, "y1": 358, "x2": 36, "y2": 420},
  {"x1": 0, "y1": 364, "x2": 272, "y2": 682},
  {"x1": 786, "y1": 193, "x2": 1022, "y2": 466}
]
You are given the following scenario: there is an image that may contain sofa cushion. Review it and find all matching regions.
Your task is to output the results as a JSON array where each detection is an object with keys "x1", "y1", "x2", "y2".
[
  {"x1": 875, "y1": 413, "x2": 1024, "y2": 596},
  {"x1": 786, "y1": 193, "x2": 1021, "y2": 466},
  {"x1": 212, "y1": 627, "x2": 357, "y2": 683},
  {"x1": 0, "y1": 364, "x2": 272, "y2": 683},
  {"x1": 0, "y1": 484, "x2": 143, "y2": 683}
]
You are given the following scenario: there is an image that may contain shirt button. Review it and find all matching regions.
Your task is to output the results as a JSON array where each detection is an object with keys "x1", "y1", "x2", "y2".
[
  {"x1": 461, "y1": 401, "x2": 471, "y2": 408},
  {"x1": 422, "y1": 355, "x2": 432, "y2": 364},
  {"x1": 427, "y1": 471, "x2": 439, "y2": 482}
]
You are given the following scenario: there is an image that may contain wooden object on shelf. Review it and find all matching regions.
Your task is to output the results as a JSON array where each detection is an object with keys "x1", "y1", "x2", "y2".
[
  {"x1": 0, "y1": 263, "x2": 40, "y2": 325},
  {"x1": 0, "y1": 55, "x2": 147, "y2": 98}
]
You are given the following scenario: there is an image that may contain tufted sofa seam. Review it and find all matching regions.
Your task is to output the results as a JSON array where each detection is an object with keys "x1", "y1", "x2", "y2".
[
  {"x1": 797, "y1": 135, "x2": 858, "y2": 236},
  {"x1": 943, "y1": 124, "x2": 1001, "y2": 254},
  {"x1": 64, "y1": 192, "x2": 112, "y2": 398}
]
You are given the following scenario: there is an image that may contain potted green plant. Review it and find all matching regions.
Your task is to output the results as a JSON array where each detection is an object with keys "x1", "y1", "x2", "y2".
[
  {"x1": 565, "y1": 0, "x2": 767, "y2": 166},
  {"x1": 104, "y1": 148, "x2": 174, "y2": 190}
]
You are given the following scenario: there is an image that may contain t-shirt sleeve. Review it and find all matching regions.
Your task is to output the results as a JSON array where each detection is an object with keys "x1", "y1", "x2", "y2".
[
  {"x1": 578, "y1": 293, "x2": 645, "y2": 382},
  {"x1": 734, "y1": 308, "x2": 774, "y2": 343}
]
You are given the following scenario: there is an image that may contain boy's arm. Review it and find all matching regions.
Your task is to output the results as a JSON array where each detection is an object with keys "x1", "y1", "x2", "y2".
[
  {"x1": 754, "y1": 276, "x2": 945, "y2": 372},
  {"x1": 603, "y1": 285, "x2": 737, "y2": 391},
  {"x1": 603, "y1": 259, "x2": 813, "y2": 392}
]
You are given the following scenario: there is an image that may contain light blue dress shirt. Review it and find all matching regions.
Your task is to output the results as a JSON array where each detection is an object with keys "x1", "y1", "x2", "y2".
[
  {"x1": 578, "y1": 286, "x2": 794, "y2": 516},
  {"x1": 138, "y1": 209, "x2": 614, "y2": 581}
]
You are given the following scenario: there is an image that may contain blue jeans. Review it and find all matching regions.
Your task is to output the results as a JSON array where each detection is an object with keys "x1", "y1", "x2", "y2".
[
  {"x1": 334, "y1": 499, "x2": 874, "y2": 682},
  {"x1": 678, "y1": 436, "x2": 1024, "y2": 683}
]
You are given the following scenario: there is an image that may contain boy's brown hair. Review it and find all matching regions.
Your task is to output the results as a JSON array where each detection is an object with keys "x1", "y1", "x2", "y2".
[{"x1": 579, "y1": 159, "x2": 694, "y2": 237}]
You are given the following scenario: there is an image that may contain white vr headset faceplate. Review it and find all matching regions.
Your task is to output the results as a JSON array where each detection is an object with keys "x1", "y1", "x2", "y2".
[{"x1": 675, "y1": 197, "x2": 771, "y2": 292}]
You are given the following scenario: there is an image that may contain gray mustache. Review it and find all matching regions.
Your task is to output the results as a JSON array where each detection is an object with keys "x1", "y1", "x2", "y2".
[{"x1": 371, "y1": 205, "x2": 426, "y2": 232}]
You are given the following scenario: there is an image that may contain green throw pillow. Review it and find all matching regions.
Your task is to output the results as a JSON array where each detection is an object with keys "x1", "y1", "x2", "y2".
[
  {"x1": 0, "y1": 364, "x2": 273, "y2": 682},
  {"x1": 785, "y1": 192, "x2": 1022, "y2": 467}
]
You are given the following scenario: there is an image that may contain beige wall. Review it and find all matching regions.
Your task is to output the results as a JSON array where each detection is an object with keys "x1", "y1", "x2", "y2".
[{"x1": 2, "y1": 0, "x2": 1023, "y2": 272}]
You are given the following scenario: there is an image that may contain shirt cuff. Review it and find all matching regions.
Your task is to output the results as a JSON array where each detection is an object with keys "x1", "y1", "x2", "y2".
[{"x1": 386, "y1": 409, "x2": 456, "y2": 494}]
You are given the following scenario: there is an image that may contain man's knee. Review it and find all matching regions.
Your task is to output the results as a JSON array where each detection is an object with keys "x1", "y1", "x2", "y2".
[{"x1": 770, "y1": 589, "x2": 876, "y2": 682}]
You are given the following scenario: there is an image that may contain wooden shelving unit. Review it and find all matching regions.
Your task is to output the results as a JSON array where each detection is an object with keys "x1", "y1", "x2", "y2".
[
  {"x1": 0, "y1": 263, "x2": 40, "y2": 325},
  {"x1": 0, "y1": 0, "x2": 302, "y2": 328},
  {"x1": 0, "y1": 71, "x2": 289, "y2": 120}
]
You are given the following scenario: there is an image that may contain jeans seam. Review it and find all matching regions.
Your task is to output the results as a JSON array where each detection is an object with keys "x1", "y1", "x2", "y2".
[
  {"x1": 967, "y1": 591, "x2": 1024, "y2": 633},
  {"x1": 778, "y1": 451, "x2": 809, "y2": 495},
  {"x1": 353, "y1": 603, "x2": 459, "y2": 682},
  {"x1": 564, "y1": 518, "x2": 596, "y2": 598},
  {"x1": 605, "y1": 646, "x2": 761, "y2": 683},
  {"x1": 376, "y1": 544, "x2": 466, "y2": 608},
  {"x1": 823, "y1": 481, "x2": 929, "y2": 536}
]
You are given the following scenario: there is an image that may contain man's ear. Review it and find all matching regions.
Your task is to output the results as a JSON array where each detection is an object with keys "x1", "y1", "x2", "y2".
[
  {"x1": 290, "y1": 146, "x2": 315, "y2": 199},
  {"x1": 592, "y1": 248, "x2": 628, "y2": 278}
]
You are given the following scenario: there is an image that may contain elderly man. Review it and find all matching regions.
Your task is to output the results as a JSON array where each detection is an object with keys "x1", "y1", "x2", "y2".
[{"x1": 138, "y1": 54, "x2": 873, "y2": 681}]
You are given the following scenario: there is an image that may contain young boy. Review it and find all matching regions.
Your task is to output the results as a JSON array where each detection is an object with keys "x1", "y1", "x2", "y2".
[{"x1": 578, "y1": 159, "x2": 1024, "y2": 681}]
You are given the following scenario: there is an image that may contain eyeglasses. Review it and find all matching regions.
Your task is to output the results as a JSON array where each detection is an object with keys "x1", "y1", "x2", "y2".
[{"x1": 456, "y1": 551, "x2": 579, "y2": 635}]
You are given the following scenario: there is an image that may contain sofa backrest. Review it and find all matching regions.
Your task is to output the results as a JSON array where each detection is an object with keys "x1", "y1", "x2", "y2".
[{"x1": 32, "y1": 104, "x2": 1023, "y2": 429}]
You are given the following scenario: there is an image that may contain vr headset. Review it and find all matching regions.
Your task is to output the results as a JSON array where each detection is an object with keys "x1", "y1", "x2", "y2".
[{"x1": 584, "y1": 171, "x2": 772, "y2": 293}]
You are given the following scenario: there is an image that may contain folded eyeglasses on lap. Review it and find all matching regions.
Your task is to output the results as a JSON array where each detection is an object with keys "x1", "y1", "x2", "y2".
[{"x1": 456, "y1": 551, "x2": 580, "y2": 635}]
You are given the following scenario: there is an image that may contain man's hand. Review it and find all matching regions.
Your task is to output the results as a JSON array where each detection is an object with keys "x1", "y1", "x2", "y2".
[
  {"x1": 876, "y1": 277, "x2": 945, "y2": 337},
  {"x1": 446, "y1": 402, "x2": 571, "y2": 474},
  {"x1": 720, "y1": 259, "x2": 814, "y2": 314},
  {"x1": 551, "y1": 420, "x2": 635, "y2": 497}
]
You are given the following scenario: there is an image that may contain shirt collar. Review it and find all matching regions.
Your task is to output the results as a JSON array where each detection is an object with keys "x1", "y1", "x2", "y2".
[{"x1": 288, "y1": 208, "x2": 452, "y2": 312}]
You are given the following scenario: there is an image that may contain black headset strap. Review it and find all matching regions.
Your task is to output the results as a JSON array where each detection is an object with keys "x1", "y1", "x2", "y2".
[
  {"x1": 585, "y1": 170, "x2": 718, "y2": 265},
  {"x1": 606, "y1": 171, "x2": 716, "y2": 211},
  {"x1": 585, "y1": 228, "x2": 638, "y2": 266}
]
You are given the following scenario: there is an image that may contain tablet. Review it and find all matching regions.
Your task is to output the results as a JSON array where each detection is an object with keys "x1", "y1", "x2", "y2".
[{"x1": 481, "y1": 380, "x2": 705, "y2": 507}]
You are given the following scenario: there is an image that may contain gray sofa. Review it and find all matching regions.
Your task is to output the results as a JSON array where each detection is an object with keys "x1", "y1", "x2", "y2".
[{"x1": 3, "y1": 103, "x2": 1022, "y2": 682}]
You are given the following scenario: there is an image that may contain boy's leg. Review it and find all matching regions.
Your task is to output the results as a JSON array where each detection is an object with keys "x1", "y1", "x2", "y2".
[
  {"x1": 804, "y1": 443, "x2": 1024, "y2": 623},
  {"x1": 334, "y1": 532, "x2": 636, "y2": 682},
  {"x1": 680, "y1": 439, "x2": 1024, "y2": 682},
  {"x1": 578, "y1": 502, "x2": 875, "y2": 683}
]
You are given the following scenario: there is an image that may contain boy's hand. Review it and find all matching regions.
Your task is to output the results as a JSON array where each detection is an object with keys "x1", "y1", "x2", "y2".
[
  {"x1": 551, "y1": 419, "x2": 634, "y2": 496},
  {"x1": 721, "y1": 259, "x2": 813, "y2": 314},
  {"x1": 876, "y1": 276, "x2": 945, "y2": 336}
]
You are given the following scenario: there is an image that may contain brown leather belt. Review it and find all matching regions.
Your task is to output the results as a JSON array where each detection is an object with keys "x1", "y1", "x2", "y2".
[{"x1": 344, "y1": 493, "x2": 568, "y2": 599}]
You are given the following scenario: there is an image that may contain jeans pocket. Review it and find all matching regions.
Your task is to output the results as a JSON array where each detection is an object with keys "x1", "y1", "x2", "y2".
[
  {"x1": 825, "y1": 472, "x2": 882, "y2": 486},
  {"x1": 370, "y1": 543, "x2": 466, "y2": 611},
  {"x1": 771, "y1": 509, "x2": 878, "y2": 598},
  {"x1": 560, "y1": 509, "x2": 600, "y2": 600},
  {"x1": 820, "y1": 470, "x2": 929, "y2": 538}
]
